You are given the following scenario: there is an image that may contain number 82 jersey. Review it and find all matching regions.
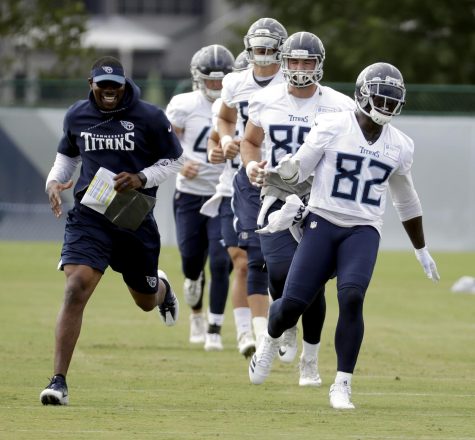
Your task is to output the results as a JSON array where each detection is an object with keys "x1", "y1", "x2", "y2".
[{"x1": 300, "y1": 110, "x2": 415, "y2": 234}]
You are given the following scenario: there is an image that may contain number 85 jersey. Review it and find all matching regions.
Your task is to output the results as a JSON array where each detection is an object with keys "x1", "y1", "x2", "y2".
[{"x1": 297, "y1": 110, "x2": 415, "y2": 235}]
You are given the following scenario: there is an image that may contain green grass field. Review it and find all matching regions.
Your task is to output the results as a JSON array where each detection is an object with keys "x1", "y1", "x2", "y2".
[{"x1": 0, "y1": 242, "x2": 474, "y2": 439}]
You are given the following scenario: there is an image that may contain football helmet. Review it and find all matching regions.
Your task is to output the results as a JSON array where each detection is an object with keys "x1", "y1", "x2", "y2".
[
  {"x1": 233, "y1": 50, "x2": 250, "y2": 72},
  {"x1": 244, "y1": 18, "x2": 287, "y2": 66},
  {"x1": 355, "y1": 62, "x2": 406, "y2": 125},
  {"x1": 281, "y1": 31, "x2": 325, "y2": 87},
  {"x1": 196, "y1": 44, "x2": 234, "y2": 101}
]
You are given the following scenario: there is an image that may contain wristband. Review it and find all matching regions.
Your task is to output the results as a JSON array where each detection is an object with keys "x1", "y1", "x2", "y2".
[
  {"x1": 220, "y1": 135, "x2": 233, "y2": 148},
  {"x1": 137, "y1": 171, "x2": 147, "y2": 188}
]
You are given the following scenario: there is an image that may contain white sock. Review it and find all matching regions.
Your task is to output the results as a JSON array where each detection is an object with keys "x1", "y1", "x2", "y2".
[
  {"x1": 207, "y1": 311, "x2": 224, "y2": 327},
  {"x1": 301, "y1": 341, "x2": 320, "y2": 360},
  {"x1": 233, "y1": 307, "x2": 252, "y2": 337},
  {"x1": 252, "y1": 316, "x2": 268, "y2": 339},
  {"x1": 335, "y1": 371, "x2": 353, "y2": 386}
]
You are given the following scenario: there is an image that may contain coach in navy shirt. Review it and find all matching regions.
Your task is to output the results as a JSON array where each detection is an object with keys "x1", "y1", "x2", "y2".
[{"x1": 40, "y1": 56, "x2": 184, "y2": 406}]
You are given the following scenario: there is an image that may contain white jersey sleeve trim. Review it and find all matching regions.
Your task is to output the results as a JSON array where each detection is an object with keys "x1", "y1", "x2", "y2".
[
  {"x1": 45, "y1": 152, "x2": 81, "y2": 191},
  {"x1": 389, "y1": 172, "x2": 422, "y2": 221},
  {"x1": 141, "y1": 153, "x2": 185, "y2": 188}
]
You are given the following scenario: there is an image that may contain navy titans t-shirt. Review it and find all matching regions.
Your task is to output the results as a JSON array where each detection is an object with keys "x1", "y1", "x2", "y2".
[{"x1": 57, "y1": 79, "x2": 183, "y2": 201}]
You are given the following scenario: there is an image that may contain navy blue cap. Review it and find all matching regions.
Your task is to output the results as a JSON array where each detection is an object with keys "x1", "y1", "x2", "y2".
[{"x1": 91, "y1": 65, "x2": 126, "y2": 84}]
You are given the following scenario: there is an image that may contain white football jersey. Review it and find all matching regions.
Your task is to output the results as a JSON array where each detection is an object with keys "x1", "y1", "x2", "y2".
[
  {"x1": 219, "y1": 68, "x2": 285, "y2": 193},
  {"x1": 166, "y1": 90, "x2": 224, "y2": 195},
  {"x1": 295, "y1": 111, "x2": 415, "y2": 234},
  {"x1": 221, "y1": 68, "x2": 285, "y2": 139},
  {"x1": 248, "y1": 83, "x2": 355, "y2": 170}
]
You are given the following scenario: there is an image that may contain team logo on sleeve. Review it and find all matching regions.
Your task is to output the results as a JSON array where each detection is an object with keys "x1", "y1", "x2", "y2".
[
  {"x1": 120, "y1": 120, "x2": 134, "y2": 131},
  {"x1": 146, "y1": 276, "x2": 157, "y2": 288}
]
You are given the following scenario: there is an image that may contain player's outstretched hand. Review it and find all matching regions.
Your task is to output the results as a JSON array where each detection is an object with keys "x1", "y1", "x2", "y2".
[
  {"x1": 414, "y1": 246, "x2": 440, "y2": 282},
  {"x1": 47, "y1": 180, "x2": 73, "y2": 218}
]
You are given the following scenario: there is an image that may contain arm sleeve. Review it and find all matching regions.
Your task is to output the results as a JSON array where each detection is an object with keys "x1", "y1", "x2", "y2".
[
  {"x1": 45, "y1": 153, "x2": 81, "y2": 190},
  {"x1": 141, "y1": 153, "x2": 185, "y2": 188},
  {"x1": 389, "y1": 172, "x2": 423, "y2": 221},
  {"x1": 292, "y1": 118, "x2": 330, "y2": 182}
]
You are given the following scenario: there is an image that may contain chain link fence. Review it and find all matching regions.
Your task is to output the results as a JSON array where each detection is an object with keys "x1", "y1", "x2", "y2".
[{"x1": 1, "y1": 78, "x2": 474, "y2": 114}]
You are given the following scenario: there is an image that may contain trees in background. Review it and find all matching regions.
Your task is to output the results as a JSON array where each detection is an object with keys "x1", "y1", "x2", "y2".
[
  {"x1": 229, "y1": 0, "x2": 474, "y2": 84},
  {"x1": 0, "y1": 0, "x2": 94, "y2": 79}
]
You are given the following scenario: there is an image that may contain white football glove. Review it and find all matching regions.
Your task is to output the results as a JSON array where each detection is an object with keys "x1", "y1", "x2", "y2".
[
  {"x1": 414, "y1": 246, "x2": 440, "y2": 282},
  {"x1": 275, "y1": 153, "x2": 300, "y2": 185}
]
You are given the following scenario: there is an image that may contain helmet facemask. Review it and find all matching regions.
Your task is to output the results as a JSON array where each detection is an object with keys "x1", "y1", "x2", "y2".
[
  {"x1": 198, "y1": 71, "x2": 225, "y2": 102},
  {"x1": 282, "y1": 50, "x2": 323, "y2": 87},
  {"x1": 357, "y1": 79, "x2": 406, "y2": 125},
  {"x1": 244, "y1": 31, "x2": 285, "y2": 66}
]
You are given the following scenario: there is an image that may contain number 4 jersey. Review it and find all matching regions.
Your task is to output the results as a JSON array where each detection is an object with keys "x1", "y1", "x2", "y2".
[
  {"x1": 296, "y1": 110, "x2": 415, "y2": 235},
  {"x1": 166, "y1": 90, "x2": 224, "y2": 196}
]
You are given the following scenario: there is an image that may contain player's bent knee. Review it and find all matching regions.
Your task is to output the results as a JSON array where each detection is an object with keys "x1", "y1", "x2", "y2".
[{"x1": 337, "y1": 286, "x2": 365, "y2": 310}]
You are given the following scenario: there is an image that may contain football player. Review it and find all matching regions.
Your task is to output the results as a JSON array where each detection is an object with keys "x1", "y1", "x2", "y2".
[
  {"x1": 242, "y1": 31, "x2": 356, "y2": 386},
  {"x1": 202, "y1": 51, "x2": 255, "y2": 357},
  {"x1": 217, "y1": 18, "x2": 288, "y2": 352},
  {"x1": 249, "y1": 61, "x2": 440, "y2": 409},
  {"x1": 166, "y1": 45, "x2": 234, "y2": 350}
]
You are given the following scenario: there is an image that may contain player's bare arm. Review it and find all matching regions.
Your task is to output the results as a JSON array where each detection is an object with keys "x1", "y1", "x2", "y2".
[
  {"x1": 241, "y1": 121, "x2": 266, "y2": 186},
  {"x1": 217, "y1": 102, "x2": 239, "y2": 159}
]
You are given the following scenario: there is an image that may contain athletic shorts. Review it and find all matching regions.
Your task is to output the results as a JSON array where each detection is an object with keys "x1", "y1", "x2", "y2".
[
  {"x1": 60, "y1": 205, "x2": 160, "y2": 294},
  {"x1": 173, "y1": 191, "x2": 222, "y2": 257}
]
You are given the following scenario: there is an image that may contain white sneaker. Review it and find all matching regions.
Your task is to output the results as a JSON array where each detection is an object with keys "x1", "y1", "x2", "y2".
[
  {"x1": 237, "y1": 331, "x2": 256, "y2": 358},
  {"x1": 299, "y1": 356, "x2": 322, "y2": 387},
  {"x1": 189, "y1": 313, "x2": 206, "y2": 344},
  {"x1": 329, "y1": 382, "x2": 355, "y2": 409},
  {"x1": 248, "y1": 334, "x2": 280, "y2": 385},
  {"x1": 204, "y1": 333, "x2": 223, "y2": 351},
  {"x1": 278, "y1": 325, "x2": 298, "y2": 363},
  {"x1": 183, "y1": 272, "x2": 203, "y2": 307}
]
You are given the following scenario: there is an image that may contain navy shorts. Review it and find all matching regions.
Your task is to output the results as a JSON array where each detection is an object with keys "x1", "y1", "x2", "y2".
[
  {"x1": 231, "y1": 167, "x2": 261, "y2": 248},
  {"x1": 173, "y1": 191, "x2": 222, "y2": 257},
  {"x1": 219, "y1": 196, "x2": 238, "y2": 248},
  {"x1": 61, "y1": 205, "x2": 161, "y2": 294}
]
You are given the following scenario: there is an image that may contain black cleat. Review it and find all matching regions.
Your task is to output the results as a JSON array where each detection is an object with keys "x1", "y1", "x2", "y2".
[
  {"x1": 157, "y1": 270, "x2": 179, "y2": 326},
  {"x1": 40, "y1": 375, "x2": 69, "y2": 405}
]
